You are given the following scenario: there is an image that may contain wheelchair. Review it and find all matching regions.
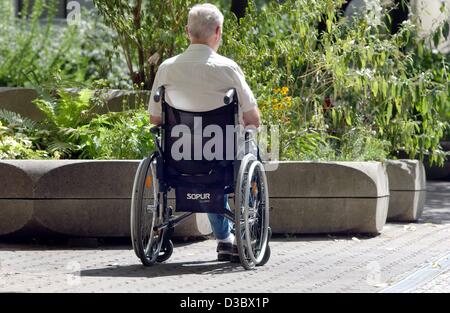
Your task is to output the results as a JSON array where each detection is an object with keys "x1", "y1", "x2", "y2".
[{"x1": 130, "y1": 86, "x2": 271, "y2": 270}]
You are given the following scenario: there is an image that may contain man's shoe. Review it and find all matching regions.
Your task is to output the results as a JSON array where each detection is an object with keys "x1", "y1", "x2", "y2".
[
  {"x1": 217, "y1": 242, "x2": 232, "y2": 261},
  {"x1": 230, "y1": 244, "x2": 240, "y2": 263}
]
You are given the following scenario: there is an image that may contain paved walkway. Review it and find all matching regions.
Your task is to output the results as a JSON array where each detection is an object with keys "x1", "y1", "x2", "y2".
[{"x1": 0, "y1": 182, "x2": 449, "y2": 293}]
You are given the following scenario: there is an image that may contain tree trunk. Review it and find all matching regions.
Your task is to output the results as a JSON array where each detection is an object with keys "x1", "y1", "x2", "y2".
[
  {"x1": 133, "y1": 0, "x2": 147, "y2": 88},
  {"x1": 390, "y1": 0, "x2": 409, "y2": 34},
  {"x1": 231, "y1": 0, "x2": 248, "y2": 19}
]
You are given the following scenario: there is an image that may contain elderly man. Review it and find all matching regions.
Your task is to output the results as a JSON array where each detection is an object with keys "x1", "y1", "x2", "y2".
[{"x1": 148, "y1": 3, "x2": 260, "y2": 262}]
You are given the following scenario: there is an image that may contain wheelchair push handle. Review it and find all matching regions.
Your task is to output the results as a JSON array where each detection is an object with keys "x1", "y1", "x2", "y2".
[
  {"x1": 224, "y1": 88, "x2": 236, "y2": 105},
  {"x1": 153, "y1": 86, "x2": 165, "y2": 102}
]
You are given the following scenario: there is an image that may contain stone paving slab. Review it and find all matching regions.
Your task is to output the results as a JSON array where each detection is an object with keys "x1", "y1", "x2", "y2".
[
  {"x1": 0, "y1": 182, "x2": 448, "y2": 293},
  {"x1": 416, "y1": 270, "x2": 450, "y2": 293}
]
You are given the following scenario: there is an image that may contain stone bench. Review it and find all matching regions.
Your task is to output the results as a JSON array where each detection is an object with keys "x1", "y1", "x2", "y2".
[
  {"x1": 0, "y1": 160, "x2": 390, "y2": 238},
  {"x1": 386, "y1": 160, "x2": 426, "y2": 222},
  {"x1": 266, "y1": 161, "x2": 390, "y2": 235},
  {"x1": 0, "y1": 160, "x2": 211, "y2": 238}
]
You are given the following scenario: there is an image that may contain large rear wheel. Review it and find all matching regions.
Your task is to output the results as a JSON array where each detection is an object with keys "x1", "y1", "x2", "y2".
[
  {"x1": 235, "y1": 155, "x2": 270, "y2": 270},
  {"x1": 130, "y1": 154, "x2": 165, "y2": 266}
]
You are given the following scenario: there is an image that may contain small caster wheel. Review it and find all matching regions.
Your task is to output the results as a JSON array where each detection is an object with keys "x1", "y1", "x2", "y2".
[
  {"x1": 257, "y1": 245, "x2": 271, "y2": 267},
  {"x1": 157, "y1": 239, "x2": 173, "y2": 263}
]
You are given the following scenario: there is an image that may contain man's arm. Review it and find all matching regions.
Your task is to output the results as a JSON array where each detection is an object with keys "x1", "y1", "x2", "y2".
[
  {"x1": 231, "y1": 64, "x2": 261, "y2": 128},
  {"x1": 150, "y1": 114, "x2": 162, "y2": 126},
  {"x1": 243, "y1": 107, "x2": 260, "y2": 128},
  {"x1": 148, "y1": 65, "x2": 164, "y2": 126}
]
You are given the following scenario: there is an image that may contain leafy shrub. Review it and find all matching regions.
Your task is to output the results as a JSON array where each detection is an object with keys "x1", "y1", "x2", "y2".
[
  {"x1": 219, "y1": 0, "x2": 448, "y2": 164},
  {"x1": 1, "y1": 0, "x2": 448, "y2": 163},
  {"x1": 75, "y1": 110, "x2": 155, "y2": 159},
  {"x1": 93, "y1": 0, "x2": 197, "y2": 89},
  {"x1": 0, "y1": 112, "x2": 48, "y2": 159},
  {"x1": 1, "y1": 89, "x2": 154, "y2": 160},
  {"x1": 0, "y1": 0, "x2": 130, "y2": 89}
]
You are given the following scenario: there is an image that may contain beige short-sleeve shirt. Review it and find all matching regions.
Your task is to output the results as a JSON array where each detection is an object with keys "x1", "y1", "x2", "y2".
[{"x1": 148, "y1": 44, "x2": 257, "y2": 117}]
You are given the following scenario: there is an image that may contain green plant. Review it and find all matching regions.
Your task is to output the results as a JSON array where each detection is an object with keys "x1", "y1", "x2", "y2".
[
  {"x1": 93, "y1": 0, "x2": 197, "y2": 89},
  {"x1": 75, "y1": 109, "x2": 155, "y2": 159},
  {"x1": 1, "y1": 89, "x2": 155, "y2": 160},
  {"x1": 219, "y1": 0, "x2": 448, "y2": 164},
  {"x1": 2, "y1": 0, "x2": 448, "y2": 164},
  {"x1": 0, "y1": 0, "x2": 130, "y2": 89},
  {"x1": 0, "y1": 115, "x2": 49, "y2": 159}
]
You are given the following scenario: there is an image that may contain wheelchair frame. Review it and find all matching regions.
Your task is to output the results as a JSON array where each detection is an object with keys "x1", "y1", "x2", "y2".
[{"x1": 130, "y1": 87, "x2": 271, "y2": 270}]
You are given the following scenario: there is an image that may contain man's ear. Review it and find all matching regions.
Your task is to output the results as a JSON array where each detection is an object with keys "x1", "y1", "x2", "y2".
[
  {"x1": 185, "y1": 26, "x2": 190, "y2": 38},
  {"x1": 216, "y1": 25, "x2": 221, "y2": 37}
]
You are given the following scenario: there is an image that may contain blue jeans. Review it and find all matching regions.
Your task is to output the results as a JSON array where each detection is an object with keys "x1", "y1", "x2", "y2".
[{"x1": 207, "y1": 195, "x2": 232, "y2": 240}]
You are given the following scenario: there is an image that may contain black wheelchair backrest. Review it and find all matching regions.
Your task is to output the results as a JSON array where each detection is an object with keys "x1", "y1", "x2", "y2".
[{"x1": 157, "y1": 86, "x2": 239, "y2": 189}]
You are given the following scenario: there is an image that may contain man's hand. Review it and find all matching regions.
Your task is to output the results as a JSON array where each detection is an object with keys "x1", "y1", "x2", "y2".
[
  {"x1": 243, "y1": 107, "x2": 261, "y2": 129},
  {"x1": 150, "y1": 114, "x2": 162, "y2": 126}
]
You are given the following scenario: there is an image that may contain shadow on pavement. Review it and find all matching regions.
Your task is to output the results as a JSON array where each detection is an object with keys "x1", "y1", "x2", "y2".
[
  {"x1": 80, "y1": 260, "x2": 245, "y2": 278},
  {"x1": 421, "y1": 183, "x2": 450, "y2": 224},
  {"x1": 0, "y1": 237, "x2": 206, "y2": 251},
  {"x1": 269, "y1": 233, "x2": 376, "y2": 242}
]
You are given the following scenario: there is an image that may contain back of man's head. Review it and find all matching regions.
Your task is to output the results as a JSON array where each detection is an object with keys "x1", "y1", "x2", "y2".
[{"x1": 187, "y1": 3, "x2": 224, "y2": 41}]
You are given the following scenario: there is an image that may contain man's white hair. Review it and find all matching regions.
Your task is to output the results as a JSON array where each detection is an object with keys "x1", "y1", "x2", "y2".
[{"x1": 187, "y1": 3, "x2": 224, "y2": 41}]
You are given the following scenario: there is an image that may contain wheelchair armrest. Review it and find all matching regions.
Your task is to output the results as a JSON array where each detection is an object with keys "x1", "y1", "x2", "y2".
[
  {"x1": 150, "y1": 126, "x2": 161, "y2": 135},
  {"x1": 153, "y1": 86, "x2": 165, "y2": 102},
  {"x1": 224, "y1": 88, "x2": 236, "y2": 105}
]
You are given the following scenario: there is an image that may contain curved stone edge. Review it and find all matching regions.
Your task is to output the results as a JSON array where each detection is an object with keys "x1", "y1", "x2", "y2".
[
  {"x1": 267, "y1": 161, "x2": 389, "y2": 235},
  {"x1": 386, "y1": 160, "x2": 426, "y2": 191},
  {"x1": 1, "y1": 160, "x2": 81, "y2": 189},
  {"x1": 0, "y1": 160, "x2": 388, "y2": 237},
  {"x1": 0, "y1": 162, "x2": 33, "y2": 198},
  {"x1": 0, "y1": 160, "x2": 211, "y2": 238},
  {"x1": 0, "y1": 200, "x2": 34, "y2": 235},
  {"x1": 387, "y1": 190, "x2": 426, "y2": 222},
  {"x1": 0, "y1": 87, "x2": 44, "y2": 121},
  {"x1": 30, "y1": 199, "x2": 211, "y2": 238},
  {"x1": 270, "y1": 196, "x2": 388, "y2": 235},
  {"x1": 266, "y1": 161, "x2": 389, "y2": 198},
  {"x1": 386, "y1": 160, "x2": 426, "y2": 222},
  {"x1": 0, "y1": 200, "x2": 211, "y2": 238},
  {"x1": 35, "y1": 160, "x2": 140, "y2": 199},
  {"x1": 0, "y1": 160, "x2": 140, "y2": 199},
  {"x1": 0, "y1": 162, "x2": 35, "y2": 235},
  {"x1": 0, "y1": 88, "x2": 150, "y2": 122}
]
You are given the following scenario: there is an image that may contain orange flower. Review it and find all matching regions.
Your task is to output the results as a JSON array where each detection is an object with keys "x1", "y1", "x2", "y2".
[{"x1": 285, "y1": 96, "x2": 293, "y2": 107}]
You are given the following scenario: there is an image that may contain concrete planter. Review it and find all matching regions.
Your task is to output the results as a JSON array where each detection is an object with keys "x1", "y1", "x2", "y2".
[
  {"x1": 0, "y1": 87, "x2": 150, "y2": 121},
  {"x1": 0, "y1": 160, "x2": 211, "y2": 238},
  {"x1": 386, "y1": 160, "x2": 426, "y2": 222},
  {"x1": 395, "y1": 143, "x2": 450, "y2": 181},
  {"x1": 0, "y1": 87, "x2": 44, "y2": 121},
  {"x1": 0, "y1": 160, "x2": 390, "y2": 238},
  {"x1": 266, "y1": 161, "x2": 390, "y2": 235}
]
